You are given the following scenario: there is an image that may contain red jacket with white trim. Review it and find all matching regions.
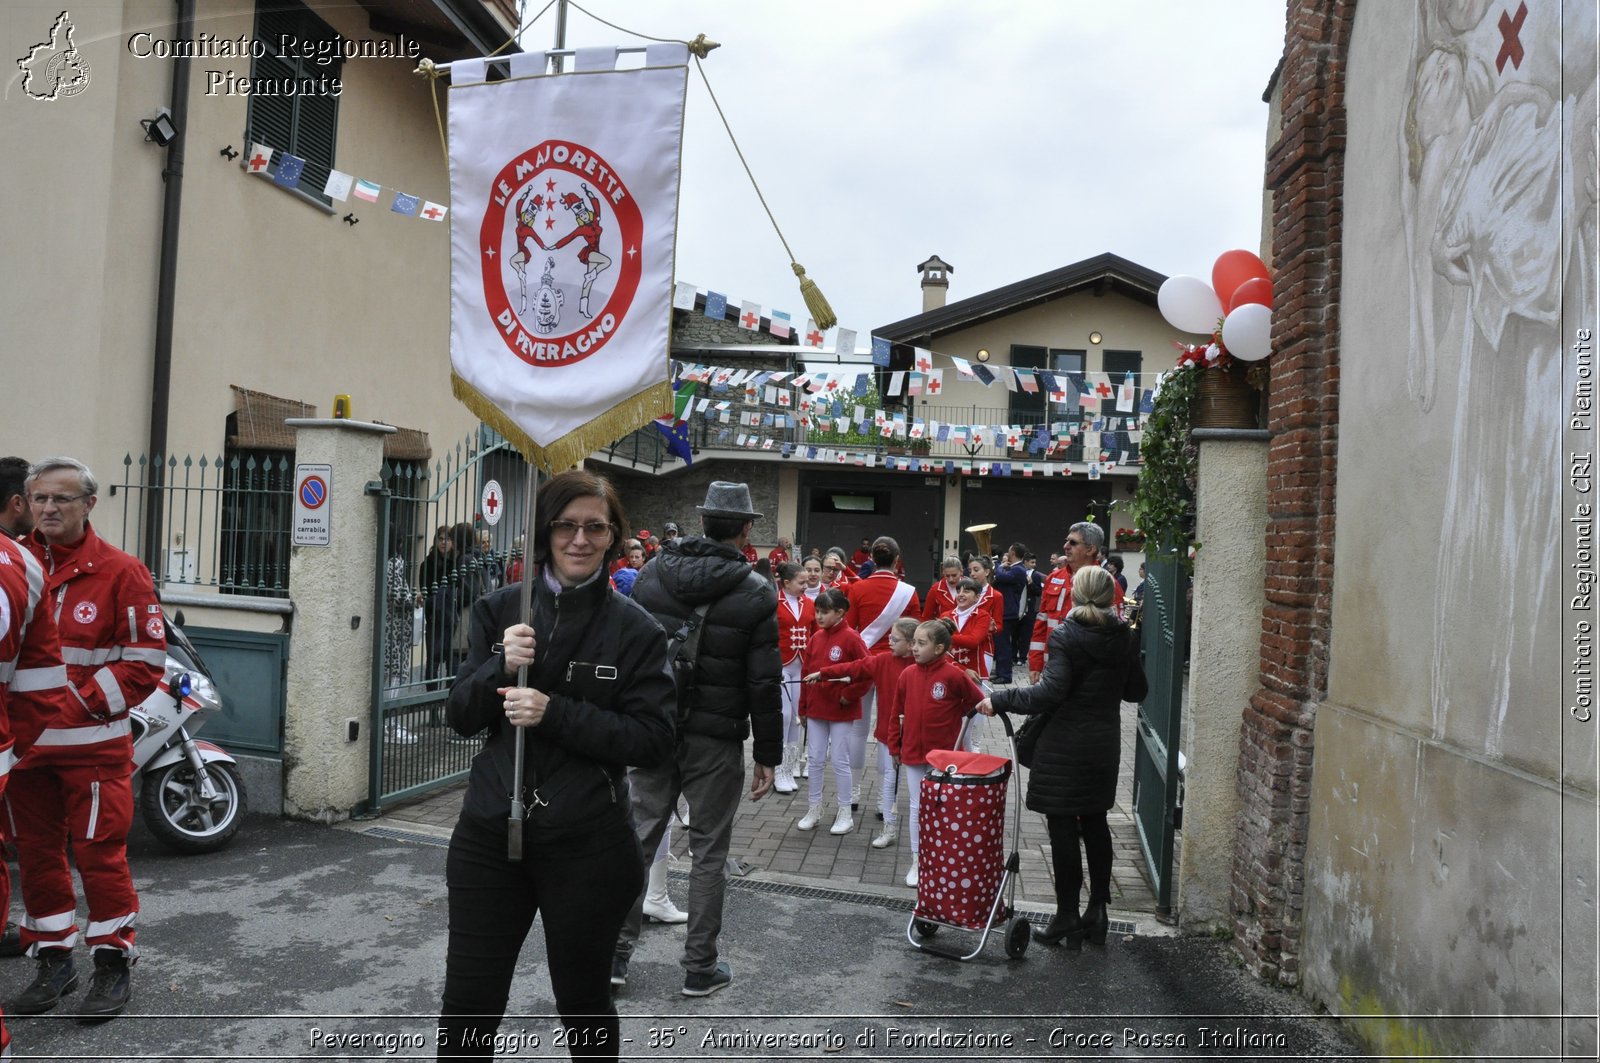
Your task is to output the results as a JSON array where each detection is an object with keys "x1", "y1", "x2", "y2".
[
  {"x1": 776, "y1": 592, "x2": 815, "y2": 666},
  {"x1": 845, "y1": 572, "x2": 921, "y2": 654},
  {"x1": 944, "y1": 605, "x2": 994, "y2": 679},
  {"x1": 799, "y1": 621, "x2": 869, "y2": 721},
  {"x1": 921, "y1": 578, "x2": 958, "y2": 621},
  {"x1": 817, "y1": 649, "x2": 913, "y2": 743},
  {"x1": 21, "y1": 523, "x2": 165, "y2": 767},
  {"x1": 0, "y1": 539, "x2": 72, "y2": 777},
  {"x1": 1027, "y1": 563, "x2": 1124, "y2": 673},
  {"x1": 888, "y1": 656, "x2": 983, "y2": 767}
]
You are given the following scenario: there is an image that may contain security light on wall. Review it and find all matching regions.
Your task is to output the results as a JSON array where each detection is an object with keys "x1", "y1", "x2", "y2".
[
  {"x1": 142, "y1": 107, "x2": 177, "y2": 146},
  {"x1": 976, "y1": 348, "x2": 991, "y2": 363},
  {"x1": 1089, "y1": 331, "x2": 1103, "y2": 344}
]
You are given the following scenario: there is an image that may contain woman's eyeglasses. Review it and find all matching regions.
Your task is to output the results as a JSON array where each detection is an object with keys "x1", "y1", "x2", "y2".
[{"x1": 549, "y1": 520, "x2": 615, "y2": 542}]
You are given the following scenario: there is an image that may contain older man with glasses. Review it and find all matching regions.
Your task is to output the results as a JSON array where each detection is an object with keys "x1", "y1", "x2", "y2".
[
  {"x1": 1026, "y1": 522, "x2": 1123, "y2": 681},
  {"x1": 8, "y1": 458, "x2": 165, "y2": 1022}
]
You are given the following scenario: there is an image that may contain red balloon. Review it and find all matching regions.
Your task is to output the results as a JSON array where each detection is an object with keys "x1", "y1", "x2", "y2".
[
  {"x1": 1228, "y1": 276, "x2": 1274, "y2": 312},
  {"x1": 1212, "y1": 250, "x2": 1269, "y2": 310}
]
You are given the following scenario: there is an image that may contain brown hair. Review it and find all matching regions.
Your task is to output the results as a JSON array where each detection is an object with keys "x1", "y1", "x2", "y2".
[
  {"x1": 916, "y1": 617, "x2": 955, "y2": 651},
  {"x1": 531, "y1": 470, "x2": 628, "y2": 569}
]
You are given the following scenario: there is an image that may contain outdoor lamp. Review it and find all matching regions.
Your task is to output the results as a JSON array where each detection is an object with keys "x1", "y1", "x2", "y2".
[
  {"x1": 142, "y1": 108, "x2": 177, "y2": 146},
  {"x1": 976, "y1": 348, "x2": 991, "y2": 363},
  {"x1": 1089, "y1": 331, "x2": 1103, "y2": 344}
]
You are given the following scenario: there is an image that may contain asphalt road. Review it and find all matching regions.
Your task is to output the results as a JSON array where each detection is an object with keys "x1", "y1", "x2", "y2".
[{"x1": 0, "y1": 814, "x2": 1363, "y2": 1061}]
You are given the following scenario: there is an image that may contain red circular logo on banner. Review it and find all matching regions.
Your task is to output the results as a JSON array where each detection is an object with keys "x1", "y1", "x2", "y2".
[{"x1": 480, "y1": 140, "x2": 644, "y2": 367}]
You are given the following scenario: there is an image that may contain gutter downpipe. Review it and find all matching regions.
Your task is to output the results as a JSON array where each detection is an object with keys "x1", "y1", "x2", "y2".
[{"x1": 144, "y1": 0, "x2": 195, "y2": 574}]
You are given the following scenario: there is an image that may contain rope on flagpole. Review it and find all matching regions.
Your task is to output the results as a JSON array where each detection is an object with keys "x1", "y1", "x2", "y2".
[
  {"x1": 562, "y1": 0, "x2": 837, "y2": 331},
  {"x1": 414, "y1": 0, "x2": 562, "y2": 163}
]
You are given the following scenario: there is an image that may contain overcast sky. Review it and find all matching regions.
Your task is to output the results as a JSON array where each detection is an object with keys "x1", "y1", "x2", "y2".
[{"x1": 545, "y1": 0, "x2": 1287, "y2": 350}]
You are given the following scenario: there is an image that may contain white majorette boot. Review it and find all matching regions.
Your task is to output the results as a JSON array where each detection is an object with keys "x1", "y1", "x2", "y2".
[
  {"x1": 642, "y1": 860, "x2": 688, "y2": 924},
  {"x1": 796, "y1": 738, "x2": 808, "y2": 778},
  {"x1": 829, "y1": 806, "x2": 855, "y2": 835},
  {"x1": 904, "y1": 858, "x2": 919, "y2": 887},
  {"x1": 797, "y1": 804, "x2": 824, "y2": 831},
  {"x1": 850, "y1": 781, "x2": 862, "y2": 811},
  {"x1": 871, "y1": 817, "x2": 899, "y2": 849},
  {"x1": 773, "y1": 745, "x2": 797, "y2": 794}
]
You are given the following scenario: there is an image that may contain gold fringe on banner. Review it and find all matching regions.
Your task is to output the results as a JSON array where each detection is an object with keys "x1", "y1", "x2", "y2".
[
  {"x1": 452, "y1": 373, "x2": 674, "y2": 474},
  {"x1": 792, "y1": 262, "x2": 836, "y2": 331}
]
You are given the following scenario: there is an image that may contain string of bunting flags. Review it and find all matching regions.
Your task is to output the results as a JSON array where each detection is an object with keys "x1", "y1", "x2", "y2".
[
  {"x1": 660, "y1": 357, "x2": 1151, "y2": 480},
  {"x1": 244, "y1": 141, "x2": 449, "y2": 221}
]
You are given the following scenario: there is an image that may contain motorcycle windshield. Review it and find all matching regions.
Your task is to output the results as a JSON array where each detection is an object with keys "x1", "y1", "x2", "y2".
[{"x1": 163, "y1": 619, "x2": 213, "y2": 680}]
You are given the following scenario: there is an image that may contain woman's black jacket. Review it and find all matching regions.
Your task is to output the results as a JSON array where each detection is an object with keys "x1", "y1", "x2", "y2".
[
  {"x1": 447, "y1": 567, "x2": 676, "y2": 840},
  {"x1": 990, "y1": 615, "x2": 1148, "y2": 815}
]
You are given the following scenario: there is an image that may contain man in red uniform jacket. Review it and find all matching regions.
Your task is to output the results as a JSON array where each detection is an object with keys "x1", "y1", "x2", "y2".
[
  {"x1": 1027, "y1": 522, "x2": 1122, "y2": 678},
  {"x1": 10, "y1": 459, "x2": 165, "y2": 1021},
  {"x1": 0, "y1": 534, "x2": 73, "y2": 1051}
]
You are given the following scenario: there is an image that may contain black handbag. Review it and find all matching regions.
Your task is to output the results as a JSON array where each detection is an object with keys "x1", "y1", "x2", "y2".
[{"x1": 1014, "y1": 711, "x2": 1048, "y2": 768}]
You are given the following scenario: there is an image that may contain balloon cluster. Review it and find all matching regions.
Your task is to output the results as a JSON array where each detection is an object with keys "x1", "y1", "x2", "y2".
[{"x1": 1155, "y1": 250, "x2": 1274, "y2": 363}]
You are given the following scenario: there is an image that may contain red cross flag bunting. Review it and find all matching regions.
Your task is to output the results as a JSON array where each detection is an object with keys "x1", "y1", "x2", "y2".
[{"x1": 447, "y1": 45, "x2": 688, "y2": 471}]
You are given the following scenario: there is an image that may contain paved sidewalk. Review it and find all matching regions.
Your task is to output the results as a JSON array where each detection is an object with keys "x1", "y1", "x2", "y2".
[{"x1": 377, "y1": 694, "x2": 1162, "y2": 920}]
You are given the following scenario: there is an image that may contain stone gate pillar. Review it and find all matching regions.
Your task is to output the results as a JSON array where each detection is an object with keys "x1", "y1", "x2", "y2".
[
  {"x1": 1177, "y1": 428, "x2": 1269, "y2": 928},
  {"x1": 281, "y1": 417, "x2": 394, "y2": 822}
]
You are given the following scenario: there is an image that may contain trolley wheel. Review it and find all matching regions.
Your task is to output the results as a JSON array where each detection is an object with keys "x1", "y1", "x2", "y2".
[
  {"x1": 912, "y1": 919, "x2": 938, "y2": 939},
  {"x1": 1005, "y1": 917, "x2": 1031, "y2": 959}
]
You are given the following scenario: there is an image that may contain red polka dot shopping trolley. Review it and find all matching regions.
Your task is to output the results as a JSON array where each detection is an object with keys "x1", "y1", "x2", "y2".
[{"x1": 907, "y1": 713, "x2": 1031, "y2": 960}]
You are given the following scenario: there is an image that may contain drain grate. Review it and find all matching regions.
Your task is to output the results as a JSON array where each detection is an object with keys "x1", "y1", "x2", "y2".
[{"x1": 358, "y1": 824, "x2": 1139, "y2": 936}]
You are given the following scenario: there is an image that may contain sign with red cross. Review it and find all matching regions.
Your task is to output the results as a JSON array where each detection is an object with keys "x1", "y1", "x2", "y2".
[{"x1": 481, "y1": 479, "x2": 505, "y2": 527}]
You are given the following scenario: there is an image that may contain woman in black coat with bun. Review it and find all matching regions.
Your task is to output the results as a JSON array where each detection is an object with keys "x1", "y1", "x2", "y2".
[{"x1": 977, "y1": 564, "x2": 1147, "y2": 949}]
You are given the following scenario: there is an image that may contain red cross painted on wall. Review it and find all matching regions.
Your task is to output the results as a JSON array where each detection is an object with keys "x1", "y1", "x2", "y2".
[
  {"x1": 1497, "y1": 2, "x2": 1527, "y2": 74},
  {"x1": 740, "y1": 309, "x2": 760, "y2": 329},
  {"x1": 248, "y1": 147, "x2": 271, "y2": 172}
]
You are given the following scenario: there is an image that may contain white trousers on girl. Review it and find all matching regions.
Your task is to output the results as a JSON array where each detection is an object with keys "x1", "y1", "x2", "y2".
[
  {"x1": 806, "y1": 719, "x2": 854, "y2": 807},
  {"x1": 848, "y1": 689, "x2": 876, "y2": 778},
  {"x1": 878, "y1": 743, "x2": 899, "y2": 822},
  {"x1": 780, "y1": 659, "x2": 803, "y2": 746},
  {"x1": 653, "y1": 822, "x2": 673, "y2": 864},
  {"x1": 904, "y1": 763, "x2": 929, "y2": 854}
]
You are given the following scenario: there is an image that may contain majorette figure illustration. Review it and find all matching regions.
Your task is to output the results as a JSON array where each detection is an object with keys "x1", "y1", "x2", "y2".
[
  {"x1": 532, "y1": 182, "x2": 611, "y2": 319},
  {"x1": 509, "y1": 189, "x2": 544, "y2": 314},
  {"x1": 532, "y1": 257, "x2": 563, "y2": 334}
]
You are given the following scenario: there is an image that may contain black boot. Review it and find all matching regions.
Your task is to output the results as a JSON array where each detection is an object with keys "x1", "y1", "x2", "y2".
[
  {"x1": 0, "y1": 924, "x2": 23, "y2": 957},
  {"x1": 1080, "y1": 899, "x2": 1110, "y2": 947},
  {"x1": 1033, "y1": 908, "x2": 1083, "y2": 949},
  {"x1": 78, "y1": 951, "x2": 131, "y2": 1022},
  {"x1": 9, "y1": 948, "x2": 77, "y2": 1014}
]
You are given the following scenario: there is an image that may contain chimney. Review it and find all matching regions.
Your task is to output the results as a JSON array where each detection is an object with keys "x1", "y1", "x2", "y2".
[{"x1": 917, "y1": 254, "x2": 953, "y2": 312}]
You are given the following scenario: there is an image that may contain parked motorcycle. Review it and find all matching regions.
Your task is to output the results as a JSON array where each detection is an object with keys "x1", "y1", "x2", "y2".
[{"x1": 129, "y1": 619, "x2": 247, "y2": 854}]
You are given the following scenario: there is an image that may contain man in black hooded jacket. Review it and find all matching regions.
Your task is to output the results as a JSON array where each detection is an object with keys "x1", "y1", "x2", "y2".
[{"x1": 612, "y1": 481, "x2": 780, "y2": 998}]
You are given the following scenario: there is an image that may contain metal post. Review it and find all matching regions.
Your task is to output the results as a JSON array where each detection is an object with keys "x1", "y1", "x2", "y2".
[{"x1": 507, "y1": 460, "x2": 539, "y2": 861}]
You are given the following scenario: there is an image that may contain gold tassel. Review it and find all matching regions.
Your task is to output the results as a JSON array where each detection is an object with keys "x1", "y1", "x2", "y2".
[
  {"x1": 792, "y1": 262, "x2": 836, "y2": 332},
  {"x1": 452, "y1": 374, "x2": 673, "y2": 474}
]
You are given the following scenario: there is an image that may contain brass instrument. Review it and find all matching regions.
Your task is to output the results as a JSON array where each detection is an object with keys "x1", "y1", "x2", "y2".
[{"x1": 964, "y1": 522, "x2": 997, "y2": 561}]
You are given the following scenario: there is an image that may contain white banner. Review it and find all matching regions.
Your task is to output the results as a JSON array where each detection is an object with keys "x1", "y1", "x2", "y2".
[{"x1": 448, "y1": 46, "x2": 687, "y2": 470}]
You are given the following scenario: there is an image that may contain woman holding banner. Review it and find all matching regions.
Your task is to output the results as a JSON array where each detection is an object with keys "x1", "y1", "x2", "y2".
[{"x1": 437, "y1": 470, "x2": 675, "y2": 1059}]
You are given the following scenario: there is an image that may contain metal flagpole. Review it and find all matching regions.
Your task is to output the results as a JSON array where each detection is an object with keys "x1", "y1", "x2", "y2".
[
  {"x1": 508, "y1": 461, "x2": 539, "y2": 861},
  {"x1": 507, "y1": 0, "x2": 569, "y2": 862}
]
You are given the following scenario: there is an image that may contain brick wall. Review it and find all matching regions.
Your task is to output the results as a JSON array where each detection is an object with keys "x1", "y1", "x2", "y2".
[{"x1": 1230, "y1": 0, "x2": 1353, "y2": 988}]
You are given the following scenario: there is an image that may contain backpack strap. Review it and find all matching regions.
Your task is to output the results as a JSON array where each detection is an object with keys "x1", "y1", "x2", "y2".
[{"x1": 668, "y1": 602, "x2": 713, "y2": 666}]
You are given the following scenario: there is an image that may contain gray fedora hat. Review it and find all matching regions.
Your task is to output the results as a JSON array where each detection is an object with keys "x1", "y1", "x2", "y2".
[{"x1": 697, "y1": 481, "x2": 762, "y2": 520}]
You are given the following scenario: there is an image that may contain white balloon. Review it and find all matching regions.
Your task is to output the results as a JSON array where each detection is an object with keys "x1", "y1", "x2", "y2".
[
  {"x1": 1222, "y1": 302, "x2": 1273, "y2": 361},
  {"x1": 1157, "y1": 275, "x2": 1224, "y2": 334}
]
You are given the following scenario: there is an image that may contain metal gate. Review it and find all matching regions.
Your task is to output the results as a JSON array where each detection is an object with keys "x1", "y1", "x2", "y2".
[
  {"x1": 1131, "y1": 548, "x2": 1187, "y2": 916},
  {"x1": 366, "y1": 432, "x2": 528, "y2": 812}
]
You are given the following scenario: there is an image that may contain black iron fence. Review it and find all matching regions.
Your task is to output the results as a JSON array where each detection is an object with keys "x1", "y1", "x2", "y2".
[{"x1": 113, "y1": 451, "x2": 295, "y2": 597}]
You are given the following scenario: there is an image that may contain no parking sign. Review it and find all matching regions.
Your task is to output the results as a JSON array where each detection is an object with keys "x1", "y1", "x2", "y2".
[{"x1": 293, "y1": 464, "x2": 332, "y2": 546}]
